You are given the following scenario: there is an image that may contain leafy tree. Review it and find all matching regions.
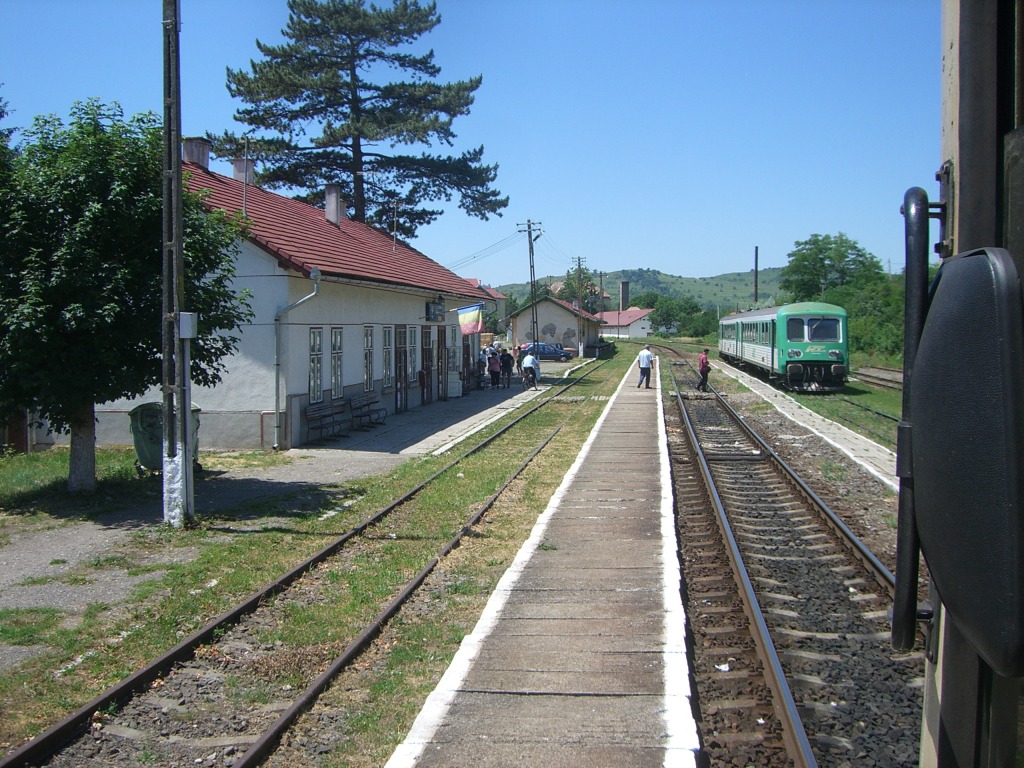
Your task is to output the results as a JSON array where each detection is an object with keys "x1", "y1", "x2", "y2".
[
  {"x1": 556, "y1": 266, "x2": 603, "y2": 313},
  {"x1": 630, "y1": 291, "x2": 661, "y2": 309},
  {"x1": 214, "y1": 0, "x2": 508, "y2": 239},
  {"x1": 780, "y1": 232, "x2": 884, "y2": 301},
  {"x1": 0, "y1": 100, "x2": 253, "y2": 492}
]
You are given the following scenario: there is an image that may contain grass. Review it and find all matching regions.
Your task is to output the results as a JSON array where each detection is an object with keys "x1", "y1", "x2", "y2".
[
  {"x1": 0, "y1": 353, "x2": 632, "y2": 756},
  {"x1": 0, "y1": 446, "x2": 141, "y2": 516},
  {"x1": 790, "y1": 381, "x2": 902, "y2": 451}
]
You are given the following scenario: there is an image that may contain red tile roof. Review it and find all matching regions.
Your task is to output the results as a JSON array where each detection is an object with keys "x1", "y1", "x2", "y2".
[
  {"x1": 183, "y1": 162, "x2": 488, "y2": 301},
  {"x1": 597, "y1": 308, "x2": 654, "y2": 327},
  {"x1": 512, "y1": 296, "x2": 604, "y2": 323},
  {"x1": 467, "y1": 279, "x2": 507, "y2": 300}
]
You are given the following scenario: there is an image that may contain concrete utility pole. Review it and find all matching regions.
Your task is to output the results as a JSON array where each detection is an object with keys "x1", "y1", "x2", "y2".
[
  {"x1": 754, "y1": 246, "x2": 759, "y2": 304},
  {"x1": 161, "y1": 0, "x2": 194, "y2": 527},
  {"x1": 520, "y1": 220, "x2": 542, "y2": 346},
  {"x1": 576, "y1": 254, "x2": 585, "y2": 355}
]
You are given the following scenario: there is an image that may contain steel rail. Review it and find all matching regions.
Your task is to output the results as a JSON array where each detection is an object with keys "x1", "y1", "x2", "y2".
[
  {"x1": 668, "y1": 364, "x2": 819, "y2": 768},
  {"x1": 0, "y1": 361, "x2": 611, "y2": 768},
  {"x1": 852, "y1": 369, "x2": 903, "y2": 391},
  {"x1": 713, "y1": 387, "x2": 896, "y2": 597},
  {"x1": 236, "y1": 421, "x2": 569, "y2": 767}
]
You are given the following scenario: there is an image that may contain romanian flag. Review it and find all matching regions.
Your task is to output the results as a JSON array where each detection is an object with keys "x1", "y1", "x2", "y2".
[{"x1": 457, "y1": 303, "x2": 484, "y2": 335}]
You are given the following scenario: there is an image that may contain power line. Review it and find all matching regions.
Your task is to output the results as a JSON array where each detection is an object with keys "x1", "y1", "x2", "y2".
[{"x1": 443, "y1": 231, "x2": 526, "y2": 270}]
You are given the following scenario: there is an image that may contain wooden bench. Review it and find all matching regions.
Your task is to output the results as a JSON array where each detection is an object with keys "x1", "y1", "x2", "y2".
[
  {"x1": 305, "y1": 398, "x2": 350, "y2": 441},
  {"x1": 350, "y1": 392, "x2": 387, "y2": 429}
]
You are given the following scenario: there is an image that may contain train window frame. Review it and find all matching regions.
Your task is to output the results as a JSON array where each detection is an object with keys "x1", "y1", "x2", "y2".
[
  {"x1": 808, "y1": 317, "x2": 840, "y2": 341},
  {"x1": 787, "y1": 317, "x2": 804, "y2": 342}
]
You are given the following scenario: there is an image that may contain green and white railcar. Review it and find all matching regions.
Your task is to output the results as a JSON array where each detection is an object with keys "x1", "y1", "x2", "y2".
[{"x1": 718, "y1": 302, "x2": 848, "y2": 391}]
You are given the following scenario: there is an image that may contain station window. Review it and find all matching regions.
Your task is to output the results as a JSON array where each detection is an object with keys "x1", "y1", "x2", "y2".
[
  {"x1": 363, "y1": 325, "x2": 374, "y2": 392},
  {"x1": 309, "y1": 327, "x2": 323, "y2": 403},
  {"x1": 330, "y1": 328, "x2": 343, "y2": 398},
  {"x1": 382, "y1": 326, "x2": 393, "y2": 388},
  {"x1": 407, "y1": 326, "x2": 418, "y2": 383}
]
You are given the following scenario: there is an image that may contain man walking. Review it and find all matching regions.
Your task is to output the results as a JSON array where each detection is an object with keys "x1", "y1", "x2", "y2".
[{"x1": 636, "y1": 345, "x2": 654, "y2": 389}]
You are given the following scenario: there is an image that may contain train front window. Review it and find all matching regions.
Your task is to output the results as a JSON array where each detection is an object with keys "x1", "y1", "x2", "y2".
[
  {"x1": 807, "y1": 318, "x2": 840, "y2": 341},
  {"x1": 787, "y1": 318, "x2": 805, "y2": 342}
]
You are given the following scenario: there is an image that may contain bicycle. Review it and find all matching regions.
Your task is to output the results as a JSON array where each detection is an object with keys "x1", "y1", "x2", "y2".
[{"x1": 521, "y1": 367, "x2": 538, "y2": 390}]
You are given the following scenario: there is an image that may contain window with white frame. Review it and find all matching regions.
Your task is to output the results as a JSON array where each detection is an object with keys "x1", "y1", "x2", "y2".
[
  {"x1": 309, "y1": 327, "x2": 323, "y2": 403},
  {"x1": 407, "y1": 325, "x2": 418, "y2": 382},
  {"x1": 330, "y1": 327, "x2": 343, "y2": 398},
  {"x1": 363, "y1": 325, "x2": 374, "y2": 391},
  {"x1": 383, "y1": 326, "x2": 393, "y2": 388}
]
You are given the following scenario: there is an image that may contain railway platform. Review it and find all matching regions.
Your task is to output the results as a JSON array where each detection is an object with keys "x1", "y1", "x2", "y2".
[
  {"x1": 386, "y1": 369, "x2": 700, "y2": 768},
  {"x1": 714, "y1": 361, "x2": 898, "y2": 490}
]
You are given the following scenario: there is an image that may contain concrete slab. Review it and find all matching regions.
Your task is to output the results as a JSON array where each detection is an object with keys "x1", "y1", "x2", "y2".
[{"x1": 385, "y1": 367, "x2": 699, "y2": 768}]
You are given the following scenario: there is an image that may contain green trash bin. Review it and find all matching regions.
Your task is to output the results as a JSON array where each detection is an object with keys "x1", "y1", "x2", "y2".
[{"x1": 129, "y1": 403, "x2": 201, "y2": 474}]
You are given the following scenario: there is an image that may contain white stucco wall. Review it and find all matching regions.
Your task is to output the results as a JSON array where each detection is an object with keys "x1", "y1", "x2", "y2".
[
  {"x1": 511, "y1": 302, "x2": 601, "y2": 350},
  {"x1": 87, "y1": 239, "x2": 462, "y2": 451}
]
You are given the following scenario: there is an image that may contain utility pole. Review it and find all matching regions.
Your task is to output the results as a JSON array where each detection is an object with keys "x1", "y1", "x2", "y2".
[
  {"x1": 519, "y1": 220, "x2": 542, "y2": 346},
  {"x1": 576, "y1": 254, "x2": 585, "y2": 355},
  {"x1": 162, "y1": 0, "x2": 194, "y2": 527},
  {"x1": 754, "y1": 246, "x2": 759, "y2": 304}
]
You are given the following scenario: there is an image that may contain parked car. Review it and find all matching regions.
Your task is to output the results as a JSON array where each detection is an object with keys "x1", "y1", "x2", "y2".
[{"x1": 520, "y1": 342, "x2": 574, "y2": 362}]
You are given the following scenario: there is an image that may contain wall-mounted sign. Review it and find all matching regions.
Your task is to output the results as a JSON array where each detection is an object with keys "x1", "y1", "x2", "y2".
[{"x1": 425, "y1": 299, "x2": 446, "y2": 322}]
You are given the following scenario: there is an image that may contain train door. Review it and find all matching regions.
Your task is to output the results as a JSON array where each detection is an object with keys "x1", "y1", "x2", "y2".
[
  {"x1": 895, "y1": 3, "x2": 1024, "y2": 766},
  {"x1": 394, "y1": 326, "x2": 408, "y2": 415}
]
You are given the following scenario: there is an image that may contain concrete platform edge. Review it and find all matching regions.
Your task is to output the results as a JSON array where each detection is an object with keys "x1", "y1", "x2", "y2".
[{"x1": 385, "y1": 362, "x2": 701, "y2": 767}]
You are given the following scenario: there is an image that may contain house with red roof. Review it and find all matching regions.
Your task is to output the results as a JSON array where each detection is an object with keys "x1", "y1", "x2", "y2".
[
  {"x1": 508, "y1": 296, "x2": 604, "y2": 355},
  {"x1": 91, "y1": 138, "x2": 491, "y2": 450},
  {"x1": 466, "y1": 279, "x2": 507, "y2": 323},
  {"x1": 596, "y1": 307, "x2": 655, "y2": 338}
]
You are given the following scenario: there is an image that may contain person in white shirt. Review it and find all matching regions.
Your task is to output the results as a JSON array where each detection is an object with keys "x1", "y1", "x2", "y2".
[
  {"x1": 520, "y1": 352, "x2": 540, "y2": 389},
  {"x1": 636, "y1": 345, "x2": 654, "y2": 389}
]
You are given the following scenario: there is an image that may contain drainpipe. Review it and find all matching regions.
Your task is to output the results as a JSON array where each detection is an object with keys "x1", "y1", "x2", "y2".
[{"x1": 273, "y1": 267, "x2": 321, "y2": 450}]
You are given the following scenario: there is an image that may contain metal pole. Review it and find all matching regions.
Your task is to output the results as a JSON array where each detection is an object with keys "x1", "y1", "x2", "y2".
[
  {"x1": 527, "y1": 220, "x2": 539, "y2": 346},
  {"x1": 161, "y1": 0, "x2": 192, "y2": 527}
]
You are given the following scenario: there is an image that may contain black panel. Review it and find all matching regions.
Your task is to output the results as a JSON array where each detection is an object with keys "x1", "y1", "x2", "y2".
[{"x1": 911, "y1": 247, "x2": 1024, "y2": 677}]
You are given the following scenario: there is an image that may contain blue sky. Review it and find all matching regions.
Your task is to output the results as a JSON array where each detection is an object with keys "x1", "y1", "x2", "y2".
[{"x1": 0, "y1": 0, "x2": 940, "y2": 288}]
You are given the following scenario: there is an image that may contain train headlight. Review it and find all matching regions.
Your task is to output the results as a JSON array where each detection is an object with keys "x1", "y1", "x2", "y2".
[
  {"x1": 828, "y1": 349, "x2": 843, "y2": 360},
  {"x1": 787, "y1": 349, "x2": 803, "y2": 359}
]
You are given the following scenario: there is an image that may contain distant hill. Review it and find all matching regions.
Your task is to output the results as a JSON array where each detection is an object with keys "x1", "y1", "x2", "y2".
[{"x1": 497, "y1": 267, "x2": 784, "y2": 313}]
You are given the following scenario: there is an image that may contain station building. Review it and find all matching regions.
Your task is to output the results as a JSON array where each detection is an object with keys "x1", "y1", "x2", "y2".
[{"x1": 78, "y1": 138, "x2": 492, "y2": 451}]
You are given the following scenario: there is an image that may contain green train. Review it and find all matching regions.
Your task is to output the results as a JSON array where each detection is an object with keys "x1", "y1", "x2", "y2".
[{"x1": 718, "y1": 302, "x2": 848, "y2": 392}]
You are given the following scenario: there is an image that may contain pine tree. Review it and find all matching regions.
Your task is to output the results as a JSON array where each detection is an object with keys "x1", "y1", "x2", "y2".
[{"x1": 212, "y1": 0, "x2": 508, "y2": 238}]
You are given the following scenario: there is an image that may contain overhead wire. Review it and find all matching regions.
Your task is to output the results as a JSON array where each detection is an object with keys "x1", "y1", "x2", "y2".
[{"x1": 443, "y1": 231, "x2": 526, "y2": 271}]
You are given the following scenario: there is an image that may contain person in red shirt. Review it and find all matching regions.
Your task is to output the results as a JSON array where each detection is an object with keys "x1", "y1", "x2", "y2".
[{"x1": 697, "y1": 348, "x2": 710, "y2": 392}]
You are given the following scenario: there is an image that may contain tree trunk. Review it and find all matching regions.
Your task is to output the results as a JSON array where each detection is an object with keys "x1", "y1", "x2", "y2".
[{"x1": 67, "y1": 404, "x2": 97, "y2": 493}]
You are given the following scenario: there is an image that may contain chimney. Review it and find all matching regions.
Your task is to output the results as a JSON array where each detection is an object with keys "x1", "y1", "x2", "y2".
[
  {"x1": 182, "y1": 137, "x2": 211, "y2": 169},
  {"x1": 619, "y1": 281, "x2": 630, "y2": 311},
  {"x1": 232, "y1": 157, "x2": 256, "y2": 184},
  {"x1": 325, "y1": 183, "x2": 346, "y2": 225}
]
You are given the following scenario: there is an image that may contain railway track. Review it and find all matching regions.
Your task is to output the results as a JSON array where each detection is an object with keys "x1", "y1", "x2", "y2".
[
  {"x1": 0, "y1": 365, "x2": 613, "y2": 768},
  {"x1": 664, "y1": 360, "x2": 923, "y2": 766},
  {"x1": 852, "y1": 366, "x2": 903, "y2": 390}
]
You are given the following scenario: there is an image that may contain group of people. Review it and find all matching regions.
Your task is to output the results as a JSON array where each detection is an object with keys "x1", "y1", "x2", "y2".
[
  {"x1": 635, "y1": 344, "x2": 711, "y2": 392},
  {"x1": 480, "y1": 345, "x2": 540, "y2": 390}
]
